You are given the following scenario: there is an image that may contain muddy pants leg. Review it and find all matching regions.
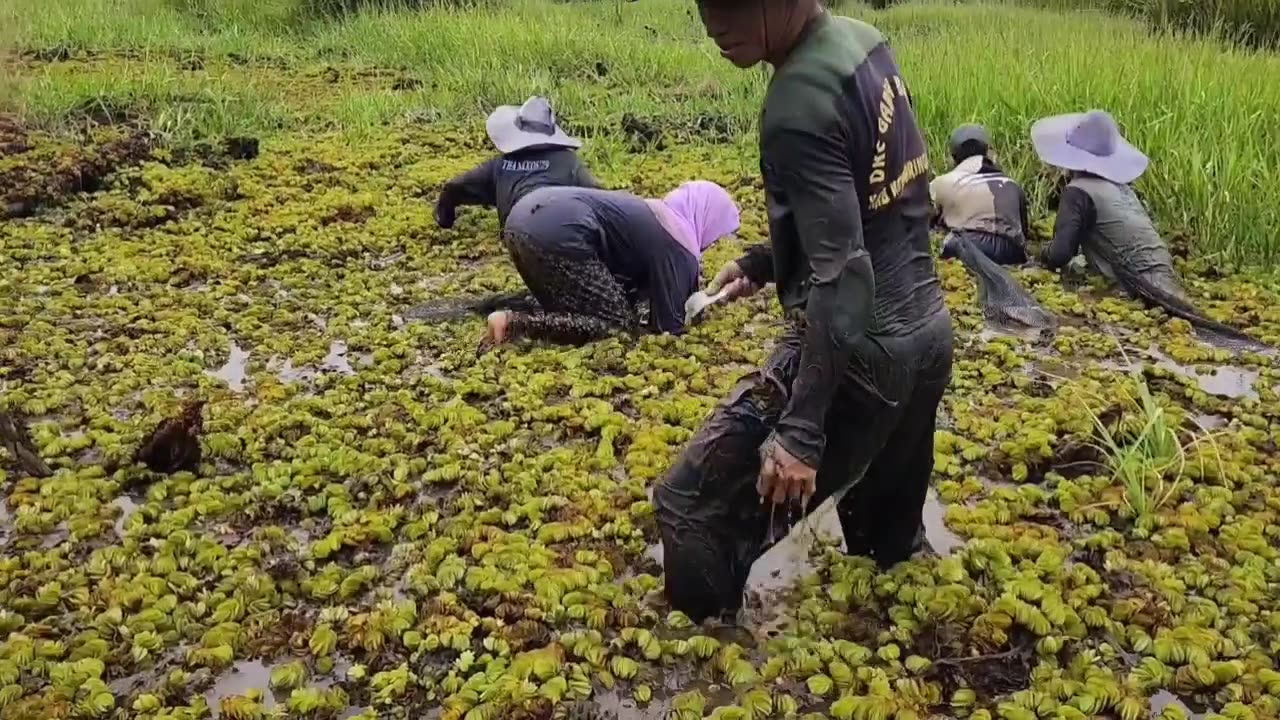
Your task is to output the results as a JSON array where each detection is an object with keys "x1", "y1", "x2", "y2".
[
  {"x1": 655, "y1": 333, "x2": 903, "y2": 622},
  {"x1": 837, "y1": 319, "x2": 954, "y2": 566},
  {"x1": 653, "y1": 374, "x2": 780, "y2": 621},
  {"x1": 500, "y1": 230, "x2": 638, "y2": 345}
]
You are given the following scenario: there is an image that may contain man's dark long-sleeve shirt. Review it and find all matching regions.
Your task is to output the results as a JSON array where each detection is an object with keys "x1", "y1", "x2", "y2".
[
  {"x1": 745, "y1": 13, "x2": 946, "y2": 468},
  {"x1": 435, "y1": 146, "x2": 602, "y2": 229}
]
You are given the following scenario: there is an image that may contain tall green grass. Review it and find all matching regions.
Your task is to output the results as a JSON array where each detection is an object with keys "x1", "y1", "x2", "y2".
[
  {"x1": 3, "y1": 0, "x2": 1280, "y2": 264},
  {"x1": 862, "y1": 0, "x2": 1280, "y2": 51},
  {"x1": 1117, "y1": 0, "x2": 1280, "y2": 51}
]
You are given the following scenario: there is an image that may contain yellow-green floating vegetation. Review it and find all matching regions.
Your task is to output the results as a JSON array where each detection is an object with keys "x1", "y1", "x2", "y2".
[{"x1": 2, "y1": 1, "x2": 1280, "y2": 719}]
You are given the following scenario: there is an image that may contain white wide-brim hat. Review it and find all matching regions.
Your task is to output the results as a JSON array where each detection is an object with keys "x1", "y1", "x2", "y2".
[
  {"x1": 1031, "y1": 109, "x2": 1149, "y2": 185},
  {"x1": 486, "y1": 95, "x2": 582, "y2": 154}
]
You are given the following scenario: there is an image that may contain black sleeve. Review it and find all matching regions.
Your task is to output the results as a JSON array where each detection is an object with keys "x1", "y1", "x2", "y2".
[
  {"x1": 765, "y1": 126, "x2": 873, "y2": 469},
  {"x1": 736, "y1": 243, "x2": 775, "y2": 285},
  {"x1": 574, "y1": 162, "x2": 606, "y2": 191},
  {"x1": 1041, "y1": 186, "x2": 1095, "y2": 270},
  {"x1": 647, "y1": 251, "x2": 698, "y2": 335},
  {"x1": 1018, "y1": 188, "x2": 1032, "y2": 241},
  {"x1": 435, "y1": 158, "x2": 498, "y2": 228}
]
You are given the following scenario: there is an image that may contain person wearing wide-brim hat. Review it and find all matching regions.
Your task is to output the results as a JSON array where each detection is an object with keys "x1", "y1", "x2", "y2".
[
  {"x1": 1032, "y1": 109, "x2": 1270, "y2": 346},
  {"x1": 434, "y1": 95, "x2": 603, "y2": 231},
  {"x1": 1032, "y1": 109, "x2": 1188, "y2": 293}
]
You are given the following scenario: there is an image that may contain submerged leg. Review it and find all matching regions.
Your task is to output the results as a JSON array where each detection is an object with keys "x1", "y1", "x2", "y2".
[
  {"x1": 837, "y1": 323, "x2": 953, "y2": 566},
  {"x1": 655, "y1": 333, "x2": 907, "y2": 622},
  {"x1": 653, "y1": 339, "x2": 804, "y2": 622},
  {"x1": 499, "y1": 230, "x2": 638, "y2": 346}
]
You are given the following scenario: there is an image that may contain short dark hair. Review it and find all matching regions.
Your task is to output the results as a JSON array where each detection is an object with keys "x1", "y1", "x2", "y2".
[{"x1": 951, "y1": 139, "x2": 988, "y2": 163}]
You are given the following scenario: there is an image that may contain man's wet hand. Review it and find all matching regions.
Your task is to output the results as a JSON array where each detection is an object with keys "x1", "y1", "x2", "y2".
[
  {"x1": 757, "y1": 436, "x2": 817, "y2": 507},
  {"x1": 706, "y1": 260, "x2": 744, "y2": 293},
  {"x1": 722, "y1": 277, "x2": 761, "y2": 301}
]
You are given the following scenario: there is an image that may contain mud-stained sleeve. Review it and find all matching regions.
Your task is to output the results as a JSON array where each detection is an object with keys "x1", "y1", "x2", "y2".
[
  {"x1": 574, "y1": 161, "x2": 606, "y2": 191},
  {"x1": 735, "y1": 243, "x2": 775, "y2": 285},
  {"x1": 765, "y1": 126, "x2": 873, "y2": 469},
  {"x1": 435, "y1": 158, "x2": 499, "y2": 228},
  {"x1": 646, "y1": 250, "x2": 699, "y2": 335},
  {"x1": 1018, "y1": 187, "x2": 1032, "y2": 241},
  {"x1": 1041, "y1": 185, "x2": 1095, "y2": 270}
]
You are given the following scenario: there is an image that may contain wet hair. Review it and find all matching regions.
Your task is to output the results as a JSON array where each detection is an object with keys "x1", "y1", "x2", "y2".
[
  {"x1": 948, "y1": 124, "x2": 991, "y2": 165},
  {"x1": 951, "y1": 139, "x2": 989, "y2": 164}
]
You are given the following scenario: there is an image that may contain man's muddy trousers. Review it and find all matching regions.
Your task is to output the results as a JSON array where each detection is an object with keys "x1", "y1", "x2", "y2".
[{"x1": 653, "y1": 311, "x2": 954, "y2": 622}]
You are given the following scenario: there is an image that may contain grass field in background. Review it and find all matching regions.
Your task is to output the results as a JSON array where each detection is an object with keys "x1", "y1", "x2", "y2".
[{"x1": 2, "y1": 0, "x2": 1279, "y2": 264}]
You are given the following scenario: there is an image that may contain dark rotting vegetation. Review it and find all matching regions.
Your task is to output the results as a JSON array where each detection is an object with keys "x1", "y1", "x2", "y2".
[{"x1": 0, "y1": 113, "x2": 154, "y2": 219}]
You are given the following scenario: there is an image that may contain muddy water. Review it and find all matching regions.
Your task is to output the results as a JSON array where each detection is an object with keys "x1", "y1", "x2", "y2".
[
  {"x1": 202, "y1": 656, "x2": 355, "y2": 716},
  {"x1": 322, "y1": 341, "x2": 355, "y2": 375},
  {"x1": 207, "y1": 341, "x2": 250, "y2": 392},
  {"x1": 1150, "y1": 349, "x2": 1260, "y2": 399},
  {"x1": 269, "y1": 340, "x2": 364, "y2": 384},
  {"x1": 593, "y1": 670, "x2": 732, "y2": 720},
  {"x1": 1192, "y1": 413, "x2": 1228, "y2": 431},
  {"x1": 112, "y1": 495, "x2": 139, "y2": 536},
  {"x1": 1150, "y1": 689, "x2": 1207, "y2": 719},
  {"x1": 922, "y1": 489, "x2": 964, "y2": 556},
  {"x1": 1106, "y1": 345, "x2": 1261, "y2": 399},
  {"x1": 272, "y1": 357, "x2": 316, "y2": 385},
  {"x1": 204, "y1": 660, "x2": 277, "y2": 716}
]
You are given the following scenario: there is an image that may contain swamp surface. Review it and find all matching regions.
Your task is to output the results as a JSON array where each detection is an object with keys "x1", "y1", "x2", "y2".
[{"x1": 3, "y1": 46, "x2": 1280, "y2": 720}]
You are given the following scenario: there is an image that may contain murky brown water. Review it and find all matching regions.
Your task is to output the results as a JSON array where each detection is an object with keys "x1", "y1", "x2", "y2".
[
  {"x1": 204, "y1": 660, "x2": 277, "y2": 716},
  {"x1": 112, "y1": 495, "x2": 139, "y2": 536},
  {"x1": 207, "y1": 341, "x2": 251, "y2": 392}
]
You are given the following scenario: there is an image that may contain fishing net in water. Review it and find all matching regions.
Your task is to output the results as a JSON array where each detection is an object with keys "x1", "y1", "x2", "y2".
[
  {"x1": 402, "y1": 290, "x2": 542, "y2": 324},
  {"x1": 943, "y1": 233, "x2": 1058, "y2": 336}
]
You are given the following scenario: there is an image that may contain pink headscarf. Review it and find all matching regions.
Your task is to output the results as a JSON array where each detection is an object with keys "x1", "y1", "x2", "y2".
[{"x1": 646, "y1": 180, "x2": 741, "y2": 260}]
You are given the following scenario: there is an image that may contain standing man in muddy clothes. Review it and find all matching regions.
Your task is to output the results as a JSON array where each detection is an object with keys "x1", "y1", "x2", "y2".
[{"x1": 654, "y1": 0, "x2": 954, "y2": 622}]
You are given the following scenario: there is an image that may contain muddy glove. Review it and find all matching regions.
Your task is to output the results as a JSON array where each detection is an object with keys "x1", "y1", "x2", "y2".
[{"x1": 706, "y1": 260, "x2": 761, "y2": 301}]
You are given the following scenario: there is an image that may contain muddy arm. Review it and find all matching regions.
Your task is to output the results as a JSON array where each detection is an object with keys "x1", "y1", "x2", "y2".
[
  {"x1": 435, "y1": 158, "x2": 499, "y2": 228},
  {"x1": 574, "y1": 162, "x2": 607, "y2": 191},
  {"x1": 765, "y1": 127, "x2": 872, "y2": 470},
  {"x1": 646, "y1": 252, "x2": 698, "y2": 335},
  {"x1": 735, "y1": 243, "x2": 775, "y2": 285},
  {"x1": 1041, "y1": 186, "x2": 1094, "y2": 271}
]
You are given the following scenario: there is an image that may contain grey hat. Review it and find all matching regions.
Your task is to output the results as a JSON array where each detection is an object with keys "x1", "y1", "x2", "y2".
[
  {"x1": 485, "y1": 96, "x2": 582, "y2": 154},
  {"x1": 1031, "y1": 109, "x2": 1148, "y2": 184},
  {"x1": 948, "y1": 124, "x2": 991, "y2": 158}
]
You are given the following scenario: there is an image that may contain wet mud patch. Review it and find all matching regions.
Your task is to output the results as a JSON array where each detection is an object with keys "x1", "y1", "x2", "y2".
[
  {"x1": 920, "y1": 633, "x2": 1036, "y2": 702},
  {"x1": 3, "y1": 114, "x2": 1280, "y2": 720},
  {"x1": 0, "y1": 113, "x2": 154, "y2": 218}
]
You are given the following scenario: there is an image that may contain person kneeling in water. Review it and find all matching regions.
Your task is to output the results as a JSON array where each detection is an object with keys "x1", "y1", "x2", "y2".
[
  {"x1": 931, "y1": 124, "x2": 1031, "y2": 265},
  {"x1": 480, "y1": 180, "x2": 741, "y2": 350},
  {"x1": 1032, "y1": 109, "x2": 1268, "y2": 349},
  {"x1": 434, "y1": 95, "x2": 603, "y2": 232}
]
